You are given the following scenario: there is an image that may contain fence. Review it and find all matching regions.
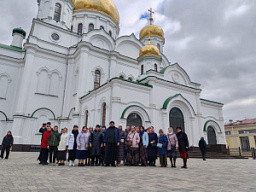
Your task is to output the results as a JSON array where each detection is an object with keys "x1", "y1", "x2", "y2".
[{"x1": 228, "y1": 147, "x2": 256, "y2": 159}]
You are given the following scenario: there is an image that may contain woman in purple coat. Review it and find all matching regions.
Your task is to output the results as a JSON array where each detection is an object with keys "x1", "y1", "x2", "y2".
[{"x1": 76, "y1": 126, "x2": 90, "y2": 166}]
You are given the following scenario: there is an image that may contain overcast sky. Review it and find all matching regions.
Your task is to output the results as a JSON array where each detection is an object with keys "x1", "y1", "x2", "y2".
[{"x1": 0, "y1": 0, "x2": 255, "y2": 123}]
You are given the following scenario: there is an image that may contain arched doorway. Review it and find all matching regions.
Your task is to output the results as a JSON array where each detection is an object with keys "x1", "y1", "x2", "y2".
[
  {"x1": 127, "y1": 113, "x2": 142, "y2": 127},
  {"x1": 207, "y1": 126, "x2": 217, "y2": 145},
  {"x1": 169, "y1": 107, "x2": 185, "y2": 132}
]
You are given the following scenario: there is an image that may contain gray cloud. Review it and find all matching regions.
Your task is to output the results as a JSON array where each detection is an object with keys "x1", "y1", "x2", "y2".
[{"x1": 0, "y1": 0, "x2": 255, "y2": 123}]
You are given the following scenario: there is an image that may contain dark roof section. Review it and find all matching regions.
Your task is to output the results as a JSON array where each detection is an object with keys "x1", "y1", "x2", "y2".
[
  {"x1": 225, "y1": 118, "x2": 256, "y2": 127},
  {"x1": 12, "y1": 28, "x2": 26, "y2": 37}
]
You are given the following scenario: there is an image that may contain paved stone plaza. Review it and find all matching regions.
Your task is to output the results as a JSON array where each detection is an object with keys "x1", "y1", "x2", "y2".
[{"x1": 0, "y1": 152, "x2": 255, "y2": 192}]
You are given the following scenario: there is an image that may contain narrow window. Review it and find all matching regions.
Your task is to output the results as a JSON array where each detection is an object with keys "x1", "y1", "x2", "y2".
[
  {"x1": 157, "y1": 43, "x2": 160, "y2": 50},
  {"x1": 100, "y1": 26, "x2": 104, "y2": 30},
  {"x1": 53, "y1": 3, "x2": 61, "y2": 22},
  {"x1": 109, "y1": 30, "x2": 112, "y2": 36},
  {"x1": 89, "y1": 23, "x2": 94, "y2": 31},
  {"x1": 78, "y1": 23, "x2": 83, "y2": 35},
  {"x1": 141, "y1": 65, "x2": 144, "y2": 75},
  {"x1": 94, "y1": 70, "x2": 101, "y2": 89},
  {"x1": 154, "y1": 64, "x2": 158, "y2": 72},
  {"x1": 85, "y1": 110, "x2": 89, "y2": 128},
  {"x1": 102, "y1": 103, "x2": 106, "y2": 126},
  {"x1": 71, "y1": 25, "x2": 73, "y2": 32}
]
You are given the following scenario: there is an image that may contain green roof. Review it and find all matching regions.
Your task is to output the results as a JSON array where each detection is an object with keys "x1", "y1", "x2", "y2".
[
  {"x1": 13, "y1": 28, "x2": 26, "y2": 37},
  {"x1": 200, "y1": 98, "x2": 224, "y2": 105},
  {"x1": 0, "y1": 43, "x2": 25, "y2": 52}
]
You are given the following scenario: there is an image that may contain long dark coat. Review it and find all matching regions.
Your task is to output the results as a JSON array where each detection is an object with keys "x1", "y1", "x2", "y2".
[
  {"x1": 116, "y1": 130, "x2": 125, "y2": 161},
  {"x1": 199, "y1": 139, "x2": 207, "y2": 152},
  {"x1": 90, "y1": 130, "x2": 103, "y2": 156},
  {"x1": 148, "y1": 133, "x2": 158, "y2": 157},
  {"x1": 176, "y1": 131, "x2": 189, "y2": 153}
]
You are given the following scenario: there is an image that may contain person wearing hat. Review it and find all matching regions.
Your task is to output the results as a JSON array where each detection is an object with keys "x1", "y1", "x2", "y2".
[
  {"x1": 104, "y1": 121, "x2": 120, "y2": 167},
  {"x1": 66, "y1": 125, "x2": 79, "y2": 166},
  {"x1": 39, "y1": 123, "x2": 47, "y2": 141},
  {"x1": 176, "y1": 127, "x2": 189, "y2": 168},
  {"x1": 199, "y1": 137, "x2": 207, "y2": 161}
]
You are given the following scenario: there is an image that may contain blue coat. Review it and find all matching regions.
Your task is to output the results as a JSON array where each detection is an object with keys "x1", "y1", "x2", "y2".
[
  {"x1": 104, "y1": 126, "x2": 121, "y2": 144},
  {"x1": 158, "y1": 134, "x2": 168, "y2": 155}
]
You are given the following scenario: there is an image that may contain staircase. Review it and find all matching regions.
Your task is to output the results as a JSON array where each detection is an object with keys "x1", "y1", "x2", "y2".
[{"x1": 188, "y1": 145, "x2": 247, "y2": 159}]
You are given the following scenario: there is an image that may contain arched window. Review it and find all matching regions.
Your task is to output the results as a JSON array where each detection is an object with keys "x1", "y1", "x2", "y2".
[
  {"x1": 102, "y1": 103, "x2": 106, "y2": 126},
  {"x1": 89, "y1": 23, "x2": 94, "y2": 31},
  {"x1": 119, "y1": 75, "x2": 124, "y2": 79},
  {"x1": 71, "y1": 25, "x2": 73, "y2": 32},
  {"x1": 127, "y1": 113, "x2": 142, "y2": 127},
  {"x1": 94, "y1": 70, "x2": 101, "y2": 89},
  {"x1": 154, "y1": 64, "x2": 158, "y2": 72},
  {"x1": 128, "y1": 77, "x2": 133, "y2": 81},
  {"x1": 157, "y1": 43, "x2": 160, "y2": 50},
  {"x1": 78, "y1": 23, "x2": 83, "y2": 35},
  {"x1": 169, "y1": 107, "x2": 185, "y2": 133},
  {"x1": 53, "y1": 3, "x2": 61, "y2": 22},
  {"x1": 85, "y1": 110, "x2": 89, "y2": 128},
  {"x1": 109, "y1": 30, "x2": 112, "y2": 36},
  {"x1": 100, "y1": 26, "x2": 104, "y2": 30},
  {"x1": 141, "y1": 65, "x2": 144, "y2": 75}
]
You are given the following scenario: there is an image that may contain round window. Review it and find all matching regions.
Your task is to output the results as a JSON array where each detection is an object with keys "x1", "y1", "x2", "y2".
[{"x1": 51, "y1": 33, "x2": 59, "y2": 41}]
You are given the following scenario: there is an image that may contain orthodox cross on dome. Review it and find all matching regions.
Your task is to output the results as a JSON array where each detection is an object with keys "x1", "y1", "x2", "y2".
[
  {"x1": 148, "y1": 32, "x2": 151, "y2": 45},
  {"x1": 148, "y1": 8, "x2": 154, "y2": 25}
]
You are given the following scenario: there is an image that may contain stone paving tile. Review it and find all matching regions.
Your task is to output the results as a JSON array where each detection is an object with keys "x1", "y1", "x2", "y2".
[{"x1": 0, "y1": 152, "x2": 255, "y2": 191}]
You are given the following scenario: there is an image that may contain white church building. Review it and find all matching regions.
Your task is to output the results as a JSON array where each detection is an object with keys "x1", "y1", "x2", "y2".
[{"x1": 0, "y1": 0, "x2": 226, "y2": 150}]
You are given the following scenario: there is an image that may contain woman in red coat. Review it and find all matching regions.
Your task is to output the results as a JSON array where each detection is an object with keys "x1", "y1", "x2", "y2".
[{"x1": 39, "y1": 127, "x2": 52, "y2": 165}]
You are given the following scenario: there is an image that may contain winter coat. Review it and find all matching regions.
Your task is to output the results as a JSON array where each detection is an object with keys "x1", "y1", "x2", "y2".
[
  {"x1": 90, "y1": 130, "x2": 103, "y2": 156},
  {"x1": 148, "y1": 132, "x2": 158, "y2": 157},
  {"x1": 199, "y1": 139, "x2": 207, "y2": 152},
  {"x1": 176, "y1": 131, "x2": 189, "y2": 153},
  {"x1": 127, "y1": 132, "x2": 140, "y2": 148},
  {"x1": 47, "y1": 131, "x2": 60, "y2": 147},
  {"x1": 66, "y1": 131, "x2": 79, "y2": 150},
  {"x1": 167, "y1": 133, "x2": 179, "y2": 151},
  {"x1": 76, "y1": 131, "x2": 90, "y2": 150},
  {"x1": 58, "y1": 132, "x2": 68, "y2": 151},
  {"x1": 40, "y1": 131, "x2": 52, "y2": 149},
  {"x1": 2, "y1": 135, "x2": 14, "y2": 147},
  {"x1": 158, "y1": 134, "x2": 168, "y2": 155},
  {"x1": 142, "y1": 132, "x2": 149, "y2": 146},
  {"x1": 104, "y1": 126, "x2": 121, "y2": 144}
]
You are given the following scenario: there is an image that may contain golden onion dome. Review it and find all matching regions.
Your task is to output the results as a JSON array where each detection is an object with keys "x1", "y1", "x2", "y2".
[
  {"x1": 139, "y1": 24, "x2": 164, "y2": 40},
  {"x1": 73, "y1": 0, "x2": 120, "y2": 24},
  {"x1": 138, "y1": 32, "x2": 161, "y2": 59},
  {"x1": 139, "y1": 44, "x2": 161, "y2": 59},
  {"x1": 139, "y1": 8, "x2": 164, "y2": 40}
]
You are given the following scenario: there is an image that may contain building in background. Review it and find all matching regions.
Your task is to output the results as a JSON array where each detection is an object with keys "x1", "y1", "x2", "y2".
[
  {"x1": 225, "y1": 119, "x2": 256, "y2": 156},
  {"x1": 0, "y1": 0, "x2": 226, "y2": 150}
]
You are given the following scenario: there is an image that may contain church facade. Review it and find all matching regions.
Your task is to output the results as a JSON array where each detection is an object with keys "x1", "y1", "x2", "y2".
[{"x1": 0, "y1": 0, "x2": 226, "y2": 150}]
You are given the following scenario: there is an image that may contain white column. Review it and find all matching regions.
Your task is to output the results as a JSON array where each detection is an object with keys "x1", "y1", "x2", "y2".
[
  {"x1": 109, "y1": 55, "x2": 117, "y2": 79},
  {"x1": 15, "y1": 48, "x2": 36, "y2": 115},
  {"x1": 74, "y1": 47, "x2": 89, "y2": 114}
]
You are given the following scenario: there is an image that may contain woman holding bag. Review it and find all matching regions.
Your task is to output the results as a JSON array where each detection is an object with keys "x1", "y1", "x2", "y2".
[
  {"x1": 126, "y1": 126, "x2": 140, "y2": 166},
  {"x1": 167, "y1": 127, "x2": 179, "y2": 168},
  {"x1": 157, "y1": 129, "x2": 168, "y2": 167}
]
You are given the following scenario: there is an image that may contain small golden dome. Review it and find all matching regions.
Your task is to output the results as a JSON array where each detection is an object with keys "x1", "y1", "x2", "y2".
[
  {"x1": 139, "y1": 44, "x2": 161, "y2": 59},
  {"x1": 139, "y1": 24, "x2": 164, "y2": 40},
  {"x1": 73, "y1": 0, "x2": 120, "y2": 24}
]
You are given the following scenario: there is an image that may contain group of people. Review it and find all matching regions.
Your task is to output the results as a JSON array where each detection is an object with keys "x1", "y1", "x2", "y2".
[{"x1": 38, "y1": 121, "x2": 192, "y2": 168}]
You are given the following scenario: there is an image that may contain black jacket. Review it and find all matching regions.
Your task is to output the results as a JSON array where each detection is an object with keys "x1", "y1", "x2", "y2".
[
  {"x1": 199, "y1": 139, "x2": 207, "y2": 151},
  {"x1": 176, "y1": 131, "x2": 189, "y2": 153},
  {"x1": 2, "y1": 135, "x2": 14, "y2": 147}
]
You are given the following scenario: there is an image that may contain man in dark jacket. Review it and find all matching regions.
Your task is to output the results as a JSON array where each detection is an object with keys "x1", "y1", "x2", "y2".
[
  {"x1": 39, "y1": 123, "x2": 47, "y2": 141},
  {"x1": 104, "y1": 121, "x2": 120, "y2": 167},
  {"x1": 176, "y1": 127, "x2": 189, "y2": 168},
  {"x1": 90, "y1": 125, "x2": 103, "y2": 166},
  {"x1": 1, "y1": 131, "x2": 14, "y2": 159},
  {"x1": 199, "y1": 137, "x2": 207, "y2": 161}
]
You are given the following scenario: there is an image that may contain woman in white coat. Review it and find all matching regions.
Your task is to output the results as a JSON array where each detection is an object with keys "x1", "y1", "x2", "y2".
[
  {"x1": 57, "y1": 128, "x2": 68, "y2": 166},
  {"x1": 66, "y1": 125, "x2": 79, "y2": 166}
]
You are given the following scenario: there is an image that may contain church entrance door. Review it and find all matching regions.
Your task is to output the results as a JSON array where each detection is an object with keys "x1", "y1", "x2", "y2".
[
  {"x1": 207, "y1": 126, "x2": 217, "y2": 145},
  {"x1": 169, "y1": 107, "x2": 185, "y2": 133},
  {"x1": 127, "y1": 113, "x2": 142, "y2": 127}
]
